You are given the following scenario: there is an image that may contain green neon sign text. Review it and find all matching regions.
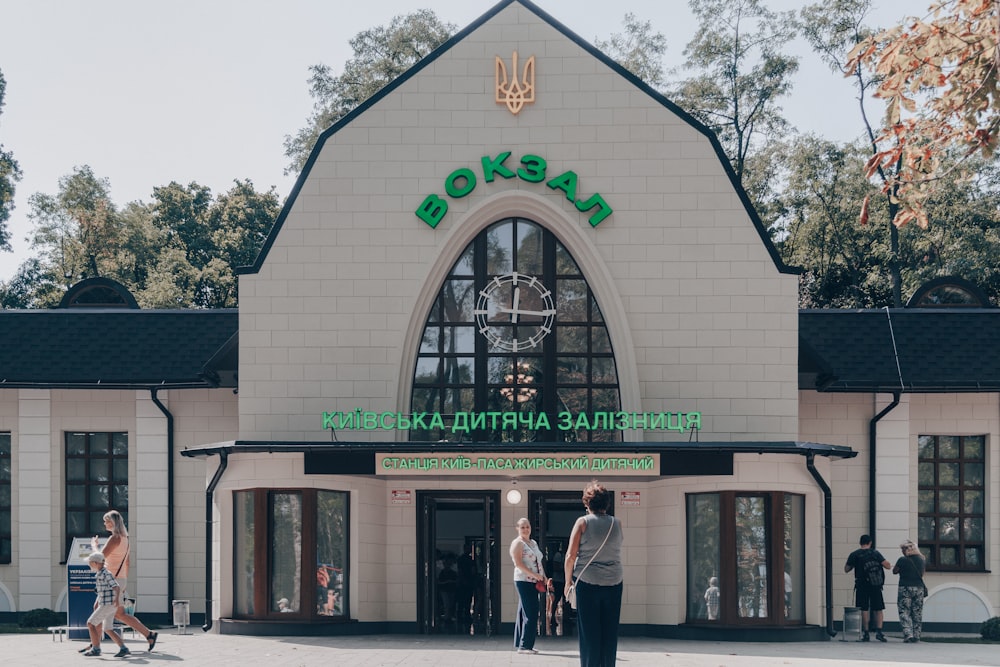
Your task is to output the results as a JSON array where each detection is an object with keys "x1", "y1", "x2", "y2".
[
  {"x1": 416, "y1": 151, "x2": 613, "y2": 228},
  {"x1": 322, "y1": 410, "x2": 700, "y2": 433}
]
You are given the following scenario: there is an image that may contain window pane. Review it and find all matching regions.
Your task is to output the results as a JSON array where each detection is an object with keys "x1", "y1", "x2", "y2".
[
  {"x1": 89, "y1": 485, "x2": 109, "y2": 508},
  {"x1": 67, "y1": 460, "x2": 87, "y2": 483},
  {"x1": 939, "y1": 490, "x2": 959, "y2": 514},
  {"x1": 516, "y1": 222, "x2": 543, "y2": 275},
  {"x1": 918, "y1": 516, "x2": 935, "y2": 541},
  {"x1": 234, "y1": 491, "x2": 255, "y2": 616},
  {"x1": 592, "y1": 328, "x2": 611, "y2": 353},
  {"x1": 89, "y1": 434, "x2": 109, "y2": 455},
  {"x1": 918, "y1": 462, "x2": 935, "y2": 486},
  {"x1": 67, "y1": 486, "x2": 86, "y2": 508},
  {"x1": 735, "y1": 496, "x2": 768, "y2": 618},
  {"x1": 917, "y1": 490, "x2": 934, "y2": 514},
  {"x1": 938, "y1": 436, "x2": 958, "y2": 458},
  {"x1": 67, "y1": 511, "x2": 87, "y2": 536},
  {"x1": 963, "y1": 490, "x2": 983, "y2": 514},
  {"x1": 964, "y1": 547, "x2": 982, "y2": 567},
  {"x1": 686, "y1": 494, "x2": 720, "y2": 621},
  {"x1": 591, "y1": 357, "x2": 617, "y2": 384},
  {"x1": 963, "y1": 436, "x2": 984, "y2": 459},
  {"x1": 112, "y1": 484, "x2": 128, "y2": 508},
  {"x1": 451, "y1": 244, "x2": 473, "y2": 276},
  {"x1": 784, "y1": 495, "x2": 805, "y2": 622},
  {"x1": 90, "y1": 460, "x2": 109, "y2": 483},
  {"x1": 939, "y1": 546, "x2": 958, "y2": 566},
  {"x1": 67, "y1": 433, "x2": 87, "y2": 456},
  {"x1": 317, "y1": 491, "x2": 348, "y2": 617},
  {"x1": 962, "y1": 518, "x2": 983, "y2": 541},
  {"x1": 442, "y1": 357, "x2": 474, "y2": 385},
  {"x1": 442, "y1": 280, "x2": 473, "y2": 322},
  {"x1": 963, "y1": 463, "x2": 984, "y2": 488},
  {"x1": 486, "y1": 222, "x2": 513, "y2": 274},
  {"x1": 939, "y1": 463, "x2": 959, "y2": 486},
  {"x1": 441, "y1": 326, "x2": 475, "y2": 354},
  {"x1": 557, "y1": 280, "x2": 587, "y2": 322},
  {"x1": 270, "y1": 493, "x2": 302, "y2": 617},
  {"x1": 939, "y1": 518, "x2": 958, "y2": 541},
  {"x1": 112, "y1": 433, "x2": 128, "y2": 456},
  {"x1": 557, "y1": 326, "x2": 587, "y2": 353},
  {"x1": 415, "y1": 358, "x2": 440, "y2": 384},
  {"x1": 917, "y1": 435, "x2": 935, "y2": 459},
  {"x1": 591, "y1": 388, "x2": 619, "y2": 414},
  {"x1": 420, "y1": 327, "x2": 440, "y2": 353},
  {"x1": 556, "y1": 357, "x2": 587, "y2": 384}
]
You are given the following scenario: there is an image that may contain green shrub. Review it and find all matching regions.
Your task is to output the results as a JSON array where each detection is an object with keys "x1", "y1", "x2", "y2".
[
  {"x1": 18, "y1": 608, "x2": 64, "y2": 628},
  {"x1": 980, "y1": 616, "x2": 1000, "y2": 641}
]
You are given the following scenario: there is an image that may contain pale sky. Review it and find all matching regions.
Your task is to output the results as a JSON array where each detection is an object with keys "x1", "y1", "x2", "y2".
[{"x1": 0, "y1": 0, "x2": 917, "y2": 282}]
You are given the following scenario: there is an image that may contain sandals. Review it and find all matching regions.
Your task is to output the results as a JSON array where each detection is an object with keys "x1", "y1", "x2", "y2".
[{"x1": 147, "y1": 630, "x2": 158, "y2": 652}]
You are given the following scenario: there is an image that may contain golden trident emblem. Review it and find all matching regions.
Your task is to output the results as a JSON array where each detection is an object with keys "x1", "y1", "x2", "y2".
[{"x1": 495, "y1": 51, "x2": 535, "y2": 115}]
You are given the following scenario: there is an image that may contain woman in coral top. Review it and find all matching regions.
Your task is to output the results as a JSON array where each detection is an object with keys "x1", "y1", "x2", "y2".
[{"x1": 91, "y1": 510, "x2": 158, "y2": 652}]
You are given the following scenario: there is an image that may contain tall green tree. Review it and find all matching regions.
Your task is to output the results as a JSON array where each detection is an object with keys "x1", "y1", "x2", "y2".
[
  {"x1": 283, "y1": 10, "x2": 456, "y2": 174},
  {"x1": 15, "y1": 170, "x2": 278, "y2": 309},
  {"x1": 0, "y1": 67, "x2": 21, "y2": 252},
  {"x1": 594, "y1": 13, "x2": 668, "y2": 89},
  {"x1": 800, "y1": 0, "x2": 907, "y2": 306},
  {"x1": 670, "y1": 0, "x2": 799, "y2": 188}
]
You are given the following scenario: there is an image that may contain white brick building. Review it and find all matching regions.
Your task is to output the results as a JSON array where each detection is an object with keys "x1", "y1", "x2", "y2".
[{"x1": 0, "y1": 0, "x2": 996, "y2": 640}]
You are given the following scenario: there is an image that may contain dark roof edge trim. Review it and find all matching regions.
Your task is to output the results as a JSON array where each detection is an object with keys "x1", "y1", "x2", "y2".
[
  {"x1": 181, "y1": 440, "x2": 856, "y2": 459},
  {"x1": 0, "y1": 381, "x2": 220, "y2": 391},
  {"x1": 240, "y1": 0, "x2": 795, "y2": 276}
]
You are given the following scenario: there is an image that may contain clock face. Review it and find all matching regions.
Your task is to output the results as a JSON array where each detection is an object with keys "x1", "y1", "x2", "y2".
[{"x1": 474, "y1": 272, "x2": 555, "y2": 352}]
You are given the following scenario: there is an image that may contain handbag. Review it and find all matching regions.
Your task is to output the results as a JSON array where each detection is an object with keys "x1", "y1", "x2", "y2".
[
  {"x1": 567, "y1": 517, "x2": 615, "y2": 610},
  {"x1": 535, "y1": 579, "x2": 548, "y2": 593}
]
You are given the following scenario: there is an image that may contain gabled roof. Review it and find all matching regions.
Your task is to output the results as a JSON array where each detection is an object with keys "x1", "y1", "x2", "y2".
[
  {"x1": 0, "y1": 309, "x2": 239, "y2": 389},
  {"x1": 240, "y1": 0, "x2": 793, "y2": 276},
  {"x1": 799, "y1": 309, "x2": 1000, "y2": 393}
]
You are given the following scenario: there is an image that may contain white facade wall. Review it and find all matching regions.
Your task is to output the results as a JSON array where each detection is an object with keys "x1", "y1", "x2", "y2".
[
  {"x1": 800, "y1": 390, "x2": 999, "y2": 624},
  {"x1": 0, "y1": 387, "x2": 237, "y2": 614},
  {"x1": 238, "y1": 2, "x2": 800, "y2": 446}
]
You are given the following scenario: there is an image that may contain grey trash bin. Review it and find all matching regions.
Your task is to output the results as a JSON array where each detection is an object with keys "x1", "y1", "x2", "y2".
[
  {"x1": 841, "y1": 606, "x2": 863, "y2": 641},
  {"x1": 172, "y1": 599, "x2": 191, "y2": 634}
]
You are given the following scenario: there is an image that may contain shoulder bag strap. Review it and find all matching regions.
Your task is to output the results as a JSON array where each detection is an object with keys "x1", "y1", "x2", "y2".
[
  {"x1": 575, "y1": 517, "x2": 615, "y2": 582},
  {"x1": 114, "y1": 538, "x2": 129, "y2": 578}
]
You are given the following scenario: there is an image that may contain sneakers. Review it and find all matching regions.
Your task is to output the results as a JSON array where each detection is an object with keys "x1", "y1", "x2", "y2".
[
  {"x1": 114, "y1": 645, "x2": 131, "y2": 658},
  {"x1": 78, "y1": 644, "x2": 93, "y2": 654},
  {"x1": 905, "y1": 637, "x2": 919, "y2": 643},
  {"x1": 517, "y1": 648, "x2": 539, "y2": 654},
  {"x1": 861, "y1": 632, "x2": 870, "y2": 642},
  {"x1": 82, "y1": 647, "x2": 102, "y2": 657},
  {"x1": 875, "y1": 631, "x2": 887, "y2": 642}
]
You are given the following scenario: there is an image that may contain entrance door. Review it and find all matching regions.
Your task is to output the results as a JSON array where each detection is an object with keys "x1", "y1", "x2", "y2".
[
  {"x1": 529, "y1": 491, "x2": 613, "y2": 636},
  {"x1": 418, "y1": 491, "x2": 499, "y2": 635}
]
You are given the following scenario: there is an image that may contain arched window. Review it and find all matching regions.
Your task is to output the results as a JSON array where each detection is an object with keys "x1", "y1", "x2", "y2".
[{"x1": 411, "y1": 218, "x2": 620, "y2": 442}]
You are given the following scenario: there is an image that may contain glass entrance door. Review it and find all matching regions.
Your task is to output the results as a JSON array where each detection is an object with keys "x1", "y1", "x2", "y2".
[{"x1": 418, "y1": 491, "x2": 499, "y2": 635}]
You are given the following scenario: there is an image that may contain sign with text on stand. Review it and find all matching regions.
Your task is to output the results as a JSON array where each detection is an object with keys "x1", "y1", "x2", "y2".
[{"x1": 67, "y1": 537, "x2": 106, "y2": 640}]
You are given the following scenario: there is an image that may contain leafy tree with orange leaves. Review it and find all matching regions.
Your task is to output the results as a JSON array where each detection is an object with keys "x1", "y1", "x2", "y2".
[{"x1": 847, "y1": 0, "x2": 999, "y2": 229}]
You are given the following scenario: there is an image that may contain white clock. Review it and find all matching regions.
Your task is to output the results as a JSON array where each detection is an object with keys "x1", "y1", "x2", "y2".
[{"x1": 474, "y1": 272, "x2": 555, "y2": 352}]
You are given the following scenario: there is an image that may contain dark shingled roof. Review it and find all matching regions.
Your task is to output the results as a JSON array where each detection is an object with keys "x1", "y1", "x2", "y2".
[
  {"x1": 0, "y1": 309, "x2": 238, "y2": 389},
  {"x1": 799, "y1": 309, "x2": 1000, "y2": 393},
  {"x1": 2, "y1": 307, "x2": 997, "y2": 394}
]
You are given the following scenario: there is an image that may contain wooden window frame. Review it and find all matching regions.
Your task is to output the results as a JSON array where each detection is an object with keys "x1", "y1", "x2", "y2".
[
  {"x1": 918, "y1": 434, "x2": 986, "y2": 572},
  {"x1": 233, "y1": 488, "x2": 351, "y2": 621}
]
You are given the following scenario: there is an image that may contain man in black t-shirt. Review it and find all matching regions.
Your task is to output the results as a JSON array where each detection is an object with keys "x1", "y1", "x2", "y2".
[{"x1": 844, "y1": 534, "x2": 891, "y2": 641}]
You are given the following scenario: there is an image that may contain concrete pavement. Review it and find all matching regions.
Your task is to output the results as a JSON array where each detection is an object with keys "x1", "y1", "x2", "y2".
[{"x1": 9, "y1": 630, "x2": 999, "y2": 666}]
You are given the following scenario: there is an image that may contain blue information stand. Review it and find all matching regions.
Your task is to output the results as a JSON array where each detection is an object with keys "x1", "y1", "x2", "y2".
[{"x1": 66, "y1": 537, "x2": 106, "y2": 640}]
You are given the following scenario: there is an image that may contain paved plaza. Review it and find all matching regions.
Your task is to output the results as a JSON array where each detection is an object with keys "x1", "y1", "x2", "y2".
[{"x1": 7, "y1": 631, "x2": 999, "y2": 667}]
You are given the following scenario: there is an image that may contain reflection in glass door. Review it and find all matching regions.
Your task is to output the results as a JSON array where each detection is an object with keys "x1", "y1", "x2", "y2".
[{"x1": 418, "y1": 492, "x2": 499, "y2": 636}]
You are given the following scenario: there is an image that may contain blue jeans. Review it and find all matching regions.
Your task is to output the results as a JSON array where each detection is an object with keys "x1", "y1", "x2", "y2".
[
  {"x1": 575, "y1": 579, "x2": 622, "y2": 667},
  {"x1": 514, "y1": 580, "x2": 540, "y2": 649}
]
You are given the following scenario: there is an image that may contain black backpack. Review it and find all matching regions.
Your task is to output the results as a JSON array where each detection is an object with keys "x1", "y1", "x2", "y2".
[{"x1": 860, "y1": 551, "x2": 885, "y2": 587}]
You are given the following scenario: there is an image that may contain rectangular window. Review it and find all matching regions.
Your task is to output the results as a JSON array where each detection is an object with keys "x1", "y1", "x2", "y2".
[
  {"x1": 233, "y1": 488, "x2": 349, "y2": 620},
  {"x1": 686, "y1": 491, "x2": 804, "y2": 625},
  {"x1": 65, "y1": 432, "x2": 128, "y2": 554},
  {"x1": 918, "y1": 435, "x2": 985, "y2": 570},
  {"x1": 0, "y1": 433, "x2": 10, "y2": 563}
]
